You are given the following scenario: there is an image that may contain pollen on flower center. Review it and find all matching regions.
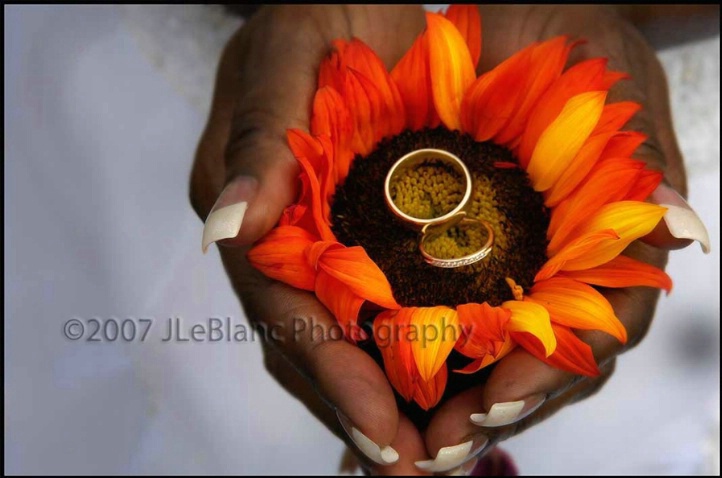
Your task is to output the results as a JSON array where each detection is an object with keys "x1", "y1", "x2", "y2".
[{"x1": 331, "y1": 127, "x2": 550, "y2": 307}]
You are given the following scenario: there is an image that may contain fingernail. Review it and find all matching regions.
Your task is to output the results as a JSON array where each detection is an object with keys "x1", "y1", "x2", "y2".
[
  {"x1": 651, "y1": 183, "x2": 711, "y2": 254},
  {"x1": 415, "y1": 436, "x2": 488, "y2": 473},
  {"x1": 470, "y1": 394, "x2": 546, "y2": 428},
  {"x1": 444, "y1": 458, "x2": 479, "y2": 476},
  {"x1": 336, "y1": 409, "x2": 399, "y2": 465},
  {"x1": 201, "y1": 176, "x2": 258, "y2": 253}
]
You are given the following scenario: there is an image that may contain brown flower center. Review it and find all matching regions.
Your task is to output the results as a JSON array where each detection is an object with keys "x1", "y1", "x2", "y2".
[{"x1": 330, "y1": 128, "x2": 549, "y2": 307}]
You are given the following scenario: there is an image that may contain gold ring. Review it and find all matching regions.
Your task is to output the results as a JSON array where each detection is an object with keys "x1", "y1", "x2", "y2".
[
  {"x1": 419, "y1": 214, "x2": 494, "y2": 268},
  {"x1": 384, "y1": 148, "x2": 473, "y2": 230}
]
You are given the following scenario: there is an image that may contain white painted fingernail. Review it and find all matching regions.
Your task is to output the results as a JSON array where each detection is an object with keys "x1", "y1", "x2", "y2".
[
  {"x1": 201, "y1": 176, "x2": 257, "y2": 253},
  {"x1": 470, "y1": 395, "x2": 546, "y2": 428},
  {"x1": 651, "y1": 183, "x2": 710, "y2": 254},
  {"x1": 415, "y1": 437, "x2": 488, "y2": 473},
  {"x1": 336, "y1": 409, "x2": 399, "y2": 465}
]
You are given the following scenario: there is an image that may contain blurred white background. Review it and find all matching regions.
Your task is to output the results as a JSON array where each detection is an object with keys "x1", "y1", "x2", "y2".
[{"x1": 4, "y1": 5, "x2": 720, "y2": 475}]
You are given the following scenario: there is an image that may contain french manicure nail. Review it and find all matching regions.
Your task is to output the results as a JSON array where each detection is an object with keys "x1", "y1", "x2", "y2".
[
  {"x1": 201, "y1": 176, "x2": 258, "y2": 253},
  {"x1": 415, "y1": 436, "x2": 488, "y2": 473},
  {"x1": 336, "y1": 409, "x2": 399, "y2": 465},
  {"x1": 470, "y1": 394, "x2": 546, "y2": 428},
  {"x1": 651, "y1": 183, "x2": 711, "y2": 253}
]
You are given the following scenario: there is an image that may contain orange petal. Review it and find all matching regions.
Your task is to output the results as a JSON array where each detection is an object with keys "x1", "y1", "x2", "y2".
[
  {"x1": 544, "y1": 131, "x2": 616, "y2": 206},
  {"x1": 374, "y1": 310, "x2": 416, "y2": 402},
  {"x1": 594, "y1": 102, "x2": 641, "y2": 134},
  {"x1": 558, "y1": 255, "x2": 672, "y2": 294},
  {"x1": 513, "y1": 324, "x2": 600, "y2": 376},
  {"x1": 517, "y1": 58, "x2": 608, "y2": 166},
  {"x1": 247, "y1": 226, "x2": 317, "y2": 291},
  {"x1": 454, "y1": 303, "x2": 511, "y2": 358},
  {"x1": 600, "y1": 131, "x2": 647, "y2": 160},
  {"x1": 625, "y1": 169, "x2": 663, "y2": 201},
  {"x1": 286, "y1": 129, "x2": 336, "y2": 241},
  {"x1": 455, "y1": 337, "x2": 516, "y2": 374},
  {"x1": 526, "y1": 91, "x2": 607, "y2": 192},
  {"x1": 495, "y1": 36, "x2": 575, "y2": 146},
  {"x1": 461, "y1": 46, "x2": 531, "y2": 141},
  {"x1": 311, "y1": 87, "x2": 354, "y2": 182},
  {"x1": 502, "y1": 300, "x2": 556, "y2": 357},
  {"x1": 529, "y1": 278, "x2": 627, "y2": 343},
  {"x1": 407, "y1": 306, "x2": 460, "y2": 382},
  {"x1": 537, "y1": 229, "x2": 620, "y2": 282},
  {"x1": 390, "y1": 31, "x2": 439, "y2": 130},
  {"x1": 315, "y1": 269, "x2": 365, "y2": 334},
  {"x1": 426, "y1": 12, "x2": 476, "y2": 131},
  {"x1": 444, "y1": 5, "x2": 482, "y2": 69},
  {"x1": 343, "y1": 69, "x2": 375, "y2": 155},
  {"x1": 317, "y1": 246, "x2": 400, "y2": 309},
  {"x1": 547, "y1": 158, "x2": 645, "y2": 250},
  {"x1": 413, "y1": 364, "x2": 448, "y2": 410},
  {"x1": 554, "y1": 201, "x2": 667, "y2": 270}
]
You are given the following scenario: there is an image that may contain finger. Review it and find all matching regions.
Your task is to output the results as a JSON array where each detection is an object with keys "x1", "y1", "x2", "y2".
[
  {"x1": 227, "y1": 251, "x2": 402, "y2": 466},
  {"x1": 378, "y1": 414, "x2": 432, "y2": 476}
]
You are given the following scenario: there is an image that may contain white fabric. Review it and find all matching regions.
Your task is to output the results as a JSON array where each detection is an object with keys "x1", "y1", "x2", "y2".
[{"x1": 4, "y1": 5, "x2": 720, "y2": 475}]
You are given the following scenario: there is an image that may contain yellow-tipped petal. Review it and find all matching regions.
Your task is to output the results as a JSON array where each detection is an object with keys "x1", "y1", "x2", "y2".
[
  {"x1": 426, "y1": 12, "x2": 476, "y2": 131},
  {"x1": 527, "y1": 91, "x2": 606, "y2": 192},
  {"x1": 558, "y1": 201, "x2": 667, "y2": 271},
  {"x1": 409, "y1": 306, "x2": 460, "y2": 382},
  {"x1": 529, "y1": 278, "x2": 627, "y2": 344},
  {"x1": 502, "y1": 300, "x2": 556, "y2": 357}
]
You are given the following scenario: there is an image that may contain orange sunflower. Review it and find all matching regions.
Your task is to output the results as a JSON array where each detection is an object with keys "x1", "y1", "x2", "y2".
[{"x1": 247, "y1": 5, "x2": 672, "y2": 410}]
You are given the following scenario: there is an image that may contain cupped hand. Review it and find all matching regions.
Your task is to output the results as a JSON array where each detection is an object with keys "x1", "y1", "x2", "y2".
[
  {"x1": 417, "y1": 5, "x2": 710, "y2": 474},
  {"x1": 190, "y1": 5, "x2": 432, "y2": 474}
]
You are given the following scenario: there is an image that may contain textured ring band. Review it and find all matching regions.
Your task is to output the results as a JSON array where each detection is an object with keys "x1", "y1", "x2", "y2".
[
  {"x1": 384, "y1": 148, "x2": 473, "y2": 231},
  {"x1": 419, "y1": 216, "x2": 495, "y2": 268}
]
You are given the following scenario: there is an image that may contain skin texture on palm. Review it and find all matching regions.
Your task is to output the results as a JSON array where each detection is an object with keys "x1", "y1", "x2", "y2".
[{"x1": 190, "y1": 5, "x2": 713, "y2": 474}]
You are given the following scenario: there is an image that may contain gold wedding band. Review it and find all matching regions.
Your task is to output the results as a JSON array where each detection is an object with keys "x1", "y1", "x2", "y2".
[
  {"x1": 384, "y1": 149, "x2": 473, "y2": 230},
  {"x1": 419, "y1": 214, "x2": 495, "y2": 268}
]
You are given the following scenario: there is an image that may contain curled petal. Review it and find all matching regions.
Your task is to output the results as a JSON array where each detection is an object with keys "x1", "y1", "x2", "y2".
[
  {"x1": 558, "y1": 255, "x2": 672, "y2": 294},
  {"x1": 317, "y1": 246, "x2": 400, "y2": 310},
  {"x1": 513, "y1": 324, "x2": 600, "y2": 377},
  {"x1": 502, "y1": 300, "x2": 556, "y2": 357},
  {"x1": 247, "y1": 226, "x2": 317, "y2": 291},
  {"x1": 316, "y1": 270, "x2": 365, "y2": 335},
  {"x1": 426, "y1": 12, "x2": 476, "y2": 131},
  {"x1": 407, "y1": 307, "x2": 460, "y2": 382},
  {"x1": 455, "y1": 303, "x2": 510, "y2": 358},
  {"x1": 554, "y1": 201, "x2": 667, "y2": 271},
  {"x1": 529, "y1": 278, "x2": 627, "y2": 344},
  {"x1": 413, "y1": 364, "x2": 448, "y2": 411}
]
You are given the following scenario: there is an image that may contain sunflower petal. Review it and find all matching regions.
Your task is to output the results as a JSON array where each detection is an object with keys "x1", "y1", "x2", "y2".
[
  {"x1": 594, "y1": 102, "x2": 641, "y2": 134},
  {"x1": 625, "y1": 169, "x2": 663, "y2": 201},
  {"x1": 559, "y1": 255, "x2": 672, "y2": 294},
  {"x1": 526, "y1": 91, "x2": 607, "y2": 192},
  {"x1": 426, "y1": 12, "x2": 476, "y2": 131},
  {"x1": 555, "y1": 201, "x2": 667, "y2": 270},
  {"x1": 548, "y1": 158, "x2": 645, "y2": 250},
  {"x1": 413, "y1": 364, "x2": 448, "y2": 411},
  {"x1": 317, "y1": 246, "x2": 400, "y2": 309},
  {"x1": 502, "y1": 300, "x2": 556, "y2": 357},
  {"x1": 247, "y1": 226, "x2": 317, "y2": 291},
  {"x1": 600, "y1": 131, "x2": 647, "y2": 160},
  {"x1": 444, "y1": 5, "x2": 482, "y2": 69},
  {"x1": 455, "y1": 338, "x2": 516, "y2": 374},
  {"x1": 311, "y1": 87, "x2": 354, "y2": 182},
  {"x1": 495, "y1": 36, "x2": 574, "y2": 146},
  {"x1": 454, "y1": 303, "x2": 511, "y2": 358},
  {"x1": 390, "y1": 31, "x2": 439, "y2": 130},
  {"x1": 404, "y1": 306, "x2": 460, "y2": 382},
  {"x1": 517, "y1": 58, "x2": 608, "y2": 165},
  {"x1": 529, "y1": 278, "x2": 627, "y2": 343},
  {"x1": 315, "y1": 270, "x2": 365, "y2": 333},
  {"x1": 374, "y1": 310, "x2": 416, "y2": 402},
  {"x1": 513, "y1": 324, "x2": 600, "y2": 376},
  {"x1": 536, "y1": 229, "x2": 620, "y2": 282}
]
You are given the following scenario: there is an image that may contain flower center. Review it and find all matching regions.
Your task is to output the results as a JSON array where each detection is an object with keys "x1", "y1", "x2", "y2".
[{"x1": 330, "y1": 128, "x2": 550, "y2": 307}]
